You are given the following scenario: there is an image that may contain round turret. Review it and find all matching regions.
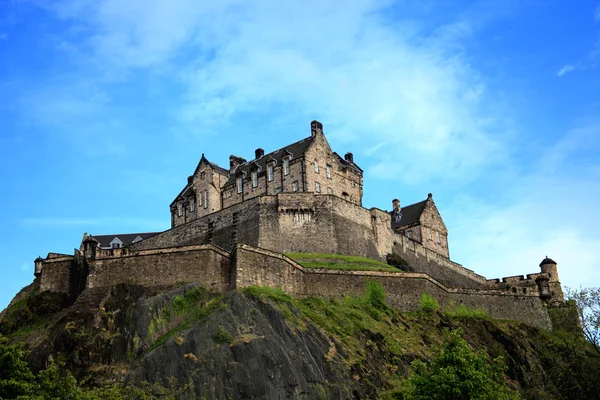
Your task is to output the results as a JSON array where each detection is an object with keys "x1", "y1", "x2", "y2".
[
  {"x1": 82, "y1": 235, "x2": 99, "y2": 259},
  {"x1": 539, "y1": 256, "x2": 559, "y2": 282},
  {"x1": 34, "y1": 256, "x2": 43, "y2": 277}
]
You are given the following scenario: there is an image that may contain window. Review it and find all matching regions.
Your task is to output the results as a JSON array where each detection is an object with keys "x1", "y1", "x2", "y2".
[
  {"x1": 407, "y1": 230, "x2": 412, "y2": 239},
  {"x1": 190, "y1": 198, "x2": 195, "y2": 212},
  {"x1": 327, "y1": 187, "x2": 332, "y2": 194},
  {"x1": 111, "y1": 242, "x2": 121, "y2": 249},
  {"x1": 267, "y1": 164, "x2": 274, "y2": 181},
  {"x1": 237, "y1": 177, "x2": 243, "y2": 193},
  {"x1": 251, "y1": 171, "x2": 258, "y2": 187},
  {"x1": 178, "y1": 203, "x2": 183, "y2": 216},
  {"x1": 283, "y1": 158, "x2": 290, "y2": 175},
  {"x1": 314, "y1": 160, "x2": 319, "y2": 173},
  {"x1": 292, "y1": 181, "x2": 299, "y2": 192},
  {"x1": 436, "y1": 232, "x2": 440, "y2": 243},
  {"x1": 200, "y1": 172, "x2": 205, "y2": 179},
  {"x1": 315, "y1": 182, "x2": 321, "y2": 193},
  {"x1": 326, "y1": 164, "x2": 331, "y2": 179},
  {"x1": 428, "y1": 228, "x2": 432, "y2": 240},
  {"x1": 204, "y1": 190, "x2": 208, "y2": 208}
]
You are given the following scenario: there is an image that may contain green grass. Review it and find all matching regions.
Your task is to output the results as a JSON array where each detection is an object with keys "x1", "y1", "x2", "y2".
[{"x1": 285, "y1": 252, "x2": 401, "y2": 272}]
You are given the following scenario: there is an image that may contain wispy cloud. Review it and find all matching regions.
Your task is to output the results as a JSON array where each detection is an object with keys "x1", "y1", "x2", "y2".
[{"x1": 557, "y1": 64, "x2": 575, "y2": 76}]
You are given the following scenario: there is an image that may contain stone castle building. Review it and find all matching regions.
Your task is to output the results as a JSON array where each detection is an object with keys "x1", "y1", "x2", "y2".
[{"x1": 30, "y1": 120, "x2": 570, "y2": 331}]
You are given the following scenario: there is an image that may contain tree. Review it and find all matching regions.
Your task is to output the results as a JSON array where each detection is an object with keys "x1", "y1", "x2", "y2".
[
  {"x1": 566, "y1": 287, "x2": 600, "y2": 355},
  {"x1": 400, "y1": 330, "x2": 519, "y2": 400}
]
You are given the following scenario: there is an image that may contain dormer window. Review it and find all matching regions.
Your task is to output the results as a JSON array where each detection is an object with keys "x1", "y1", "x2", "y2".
[
  {"x1": 237, "y1": 177, "x2": 243, "y2": 193},
  {"x1": 326, "y1": 165, "x2": 332, "y2": 179},
  {"x1": 110, "y1": 238, "x2": 123, "y2": 249},
  {"x1": 252, "y1": 171, "x2": 258, "y2": 187},
  {"x1": 314, "y1": 160, "x2": 319, "y2": 173},
  {"x1": 267, "y1": 164, "x2": 274, "y2": 182},
  {"x1": 178, "y1": 203, "x2": 183, "y2": 216},
  {"x1": 283, "y1": 158, "x2": 290, "y2": 175},
  {"x1": 190, "y1": 198, "x2": 195, "y2": 212}
]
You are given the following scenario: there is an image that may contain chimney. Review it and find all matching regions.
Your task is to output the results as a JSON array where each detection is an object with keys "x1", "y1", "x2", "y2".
[
  {"x1": 229, "y1": 155, "x2": 247, "y2": 174},
  {"x1": 311, "y1": 120, "x2": 323, "y2": 137},
  {"x1": 392, "y1": 199, "x2": 400, "y2": 212},
  {"x1": 255, "y1": 148, "x2": 264, "y2": 159},
  {"x1": 344, "y1": 152, "x2": 354, "y2": 163},
  {"x1": 187, "y1": 175, "x2": 193, "y2": 184}
]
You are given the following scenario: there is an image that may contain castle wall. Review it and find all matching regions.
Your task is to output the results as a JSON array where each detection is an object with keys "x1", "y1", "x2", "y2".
[
  {"x1": 40, "y1": 257, "x2": 73, "y2": 294},
  {"x1": 233, "y1": 245, "x2": 307, "y2": 296},
  {"x1": 131, "y1": 197, "x2": 262, "y2": 252},
  {"x1": 391, "y1": 235, "x2": 486, "y2": 289},
  {"x1": 231, "y1": 246, "x2": 551, "y2": 330},
  {"x1": 88, "y1": 245, "x2": 231, "y2": 293}
]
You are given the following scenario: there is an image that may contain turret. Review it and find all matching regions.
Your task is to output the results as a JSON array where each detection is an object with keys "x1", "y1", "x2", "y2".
[
  {"x1": 539, "y1": 257, "x2": 564, "y2": 305},
  {"x1": 535, "y1": 274, "x2": 551, "y2": 300},
  {"x1": 82, "y1": 235, "x2": 99, "y2": 260},
  {"x1": 34, "y1": 256, "x2": 43, "y2": 277}
]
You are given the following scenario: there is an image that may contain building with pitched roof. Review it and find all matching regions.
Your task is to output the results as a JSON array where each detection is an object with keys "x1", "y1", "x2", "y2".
[{"x1": 170, "y1": 121, "x2": 363, "y2": 229}]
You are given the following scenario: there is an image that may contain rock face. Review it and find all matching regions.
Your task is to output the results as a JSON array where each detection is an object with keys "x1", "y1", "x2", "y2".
[
  {"x1": 127, "y1": 292, "x2": 351, "y2": 399},
  {"x1": 0, "y1": 282, "x2": 597, "y2": 400}
]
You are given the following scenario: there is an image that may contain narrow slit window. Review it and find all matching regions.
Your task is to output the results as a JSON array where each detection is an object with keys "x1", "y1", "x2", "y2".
[
  {"x1": 314, "y1": 160, "x2": 319, "y2": 173},
  {"x1": 283, "y1": 158, "x2": 290, "y2": 175},
  {"x1": 326, "y1": 165, "x2": 331, "y2": 179},
  {"x1": 237, "y1": 177, "x2": 243, "y2": 193},
  {"x1": 292, "y1": 181, "x2": 299, "y2": 192},
  {"x1": 252, "y1": 171, "x2": 258, "y2": 188},
  {"x1": 267, "y1": 164, "x2": 274, "y2": 181},
  {"x1": 315, "y1": 182, "x2": 321, "y2": 193}
]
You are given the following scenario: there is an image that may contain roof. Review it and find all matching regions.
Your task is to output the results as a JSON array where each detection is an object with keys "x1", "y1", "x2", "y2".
[
  {"x1": 224, "y1": 135, "x2": 316, "y2": 186},
  {"x1": 390, "y1": 200, "x2": 428, "y2": 229},
  {"x1": 193, "y1": 154, "x2": 229, "y2": 177},
  {"x1": 90, "y1": 232, "x2": 160, "y2": 248},
  {"x1": 539, "y1": 257, "x2": 557, "y2": 266}
]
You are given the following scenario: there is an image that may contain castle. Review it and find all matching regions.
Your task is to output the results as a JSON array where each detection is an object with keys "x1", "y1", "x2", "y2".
[{"x1": 32, "y1": 121, "x2": 567, "y2": 330}]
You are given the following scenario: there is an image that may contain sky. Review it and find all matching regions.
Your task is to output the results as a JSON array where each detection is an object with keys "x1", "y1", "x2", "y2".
[{"x1": 1, "y1": 0, "x2": 599, "y2": 310}]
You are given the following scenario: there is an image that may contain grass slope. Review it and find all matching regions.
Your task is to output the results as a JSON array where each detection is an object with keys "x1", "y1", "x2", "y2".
[{"x1": 285, "y1": 252, "x2": 400, "y2": 272}]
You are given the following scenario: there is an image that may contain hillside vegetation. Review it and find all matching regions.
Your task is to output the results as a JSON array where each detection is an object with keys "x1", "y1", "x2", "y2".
[{"x1": 0, "y1": 277, "x2": 599, "y2": 399}]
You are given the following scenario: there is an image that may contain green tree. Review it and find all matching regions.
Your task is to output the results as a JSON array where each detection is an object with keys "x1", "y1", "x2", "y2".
[
  {"x1": 0, "y1": 335, "x2": 37, "y2": 398},
  {"x1": 566, "y1": 287, "x2": 600, "y2": 355},
  {"x1": 401, "y1": 330, "x2": 519, "y2": 400}
]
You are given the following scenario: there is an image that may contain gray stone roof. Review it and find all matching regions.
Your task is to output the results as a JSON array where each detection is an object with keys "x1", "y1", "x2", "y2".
[
  {"x1": 390, "y1": 200, "x2": 427, "y2": 230},
  {"x1": 90, "y1": 232, "x2": 160, "y2": 248},
  {"x1": 224, "y1": 135, "x2": 316, "y2": 186},
  {"x1": 193, "y1": 154, "x2": 229, "y2": 177}
]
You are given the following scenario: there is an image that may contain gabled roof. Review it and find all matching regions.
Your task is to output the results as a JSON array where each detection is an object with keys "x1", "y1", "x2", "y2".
[
  {"x1": 224, "y1": 135, "x2": 316, "y2": 186},
  {"x1": 90, "y1": 232, "x2": 160, "y2": 249},
  {"x1": 193, "y1": 154, "x2": 229, "y2": 177},
  {"x1": 390, "y1": 200, "x2": 428, "y2": 230},
  {"x1": 333, "y1": 152, "x2": 363, "y2": 173}
]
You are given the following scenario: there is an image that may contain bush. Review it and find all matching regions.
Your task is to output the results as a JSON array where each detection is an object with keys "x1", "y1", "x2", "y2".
[
  {"x1": 446, "y1": 303, "x2": 487, "y2": 319},
  {"x1": 365, "y1": 280, "x2": 387, "y2": 310},
  {"x1": 419, "y1": 293, "x2": 439, "y2": 312},
  {"x1": 213, "y1": 326, "x2": 233, "y2": 345},
  {"x1": 399, "y1": 330, "x2": 519, "y2": 400}
]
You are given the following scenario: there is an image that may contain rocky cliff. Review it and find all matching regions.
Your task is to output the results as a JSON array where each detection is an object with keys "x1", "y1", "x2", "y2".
[{"x1": 0, "y1": 279, "x2": 598, "y2": 399}]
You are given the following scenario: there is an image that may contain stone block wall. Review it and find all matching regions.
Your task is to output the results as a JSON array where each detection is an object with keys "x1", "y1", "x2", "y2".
[
  {"x1": 40, "y1": 257, "x2": 73, "y2": 294},
  {"x1": 88, "y1": 245, "x2": 231, "y2": 293}
]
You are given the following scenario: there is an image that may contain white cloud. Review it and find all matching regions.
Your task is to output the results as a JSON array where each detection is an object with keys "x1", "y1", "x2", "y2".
[
  {"x1": 48, "y1": 0, "x2": 508, "y2": 184},
  {"x1": 450, "y1": 123, "x2": 600, "y2": 289},
  {"x1": 557, "y1": 64, "x2": 575, "y2": 76}
]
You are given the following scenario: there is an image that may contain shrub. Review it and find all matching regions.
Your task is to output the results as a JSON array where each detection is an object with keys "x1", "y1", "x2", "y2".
[
  {"x1": 446, "y1": 303, "x2": 487, "y2": 319},
  {"x1": 399, "y1": 330, "x2": 519, "y2": 400},
  {"x1": 213, "y1": 326, "x2": 233, "y2": 345},
  {"x1": 419, "y1": 293, "x2": 439, "y2": 312},
  {"x1": 365, "y1": 280, "x2": 387, "y2": 310}
]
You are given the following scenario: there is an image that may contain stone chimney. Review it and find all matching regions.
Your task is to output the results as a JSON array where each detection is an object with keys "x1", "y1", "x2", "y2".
[
  {"x1": 229, "y1": 155, "x2": 247, "y2": 174},
  {"x1": 344, "y1": 152, "x2": 354, "y2": 163},
  {"x1": 427, "y1": 193, "x2": 433, "y2": 200},
  {"x1": 311, "y1": 120, "x2": 323, "y2": 137},
  {"x1": 187, "y1": 175, "x2": 193, "y2": 184},
  {"x1": 255, "y1": 148, "x2": 264, "y2": 159},
  {"x1": 392, "y1": 199, "x2": 401, "y2": 212}
]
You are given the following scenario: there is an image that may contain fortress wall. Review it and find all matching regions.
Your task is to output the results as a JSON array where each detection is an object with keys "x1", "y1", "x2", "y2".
[
  {"x1": 88, "y1": 245, "x2": 231, "y2": 293},
  {"x1": 40, "y1": 257, "x2": 73, "y2": 294},
  {"x1": 392, "y1": 235, "x2": 487, "y2": 289},
  {"x1": 302, "y1": 270, "x2": 551, "y2": 330},
  {"x1": 233, "y1": 245, "x2": 307, "y2": 296},
  {"x1": 130, "y1": 198, "x2": 262, "y2": 252}
]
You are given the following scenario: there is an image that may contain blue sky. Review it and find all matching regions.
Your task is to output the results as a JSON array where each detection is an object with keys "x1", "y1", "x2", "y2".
[{"x1": 1, "y1": 0, "x2": 599, "y2": 309}]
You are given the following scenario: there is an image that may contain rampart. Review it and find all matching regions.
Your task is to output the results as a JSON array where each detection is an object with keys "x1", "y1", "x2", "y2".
[
  {"x1": 36, "y1": 242, "x2": 555, "y2": 330},
  {"x1": 129, "y1": 193, "x2": 489, "y2": 290}
]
